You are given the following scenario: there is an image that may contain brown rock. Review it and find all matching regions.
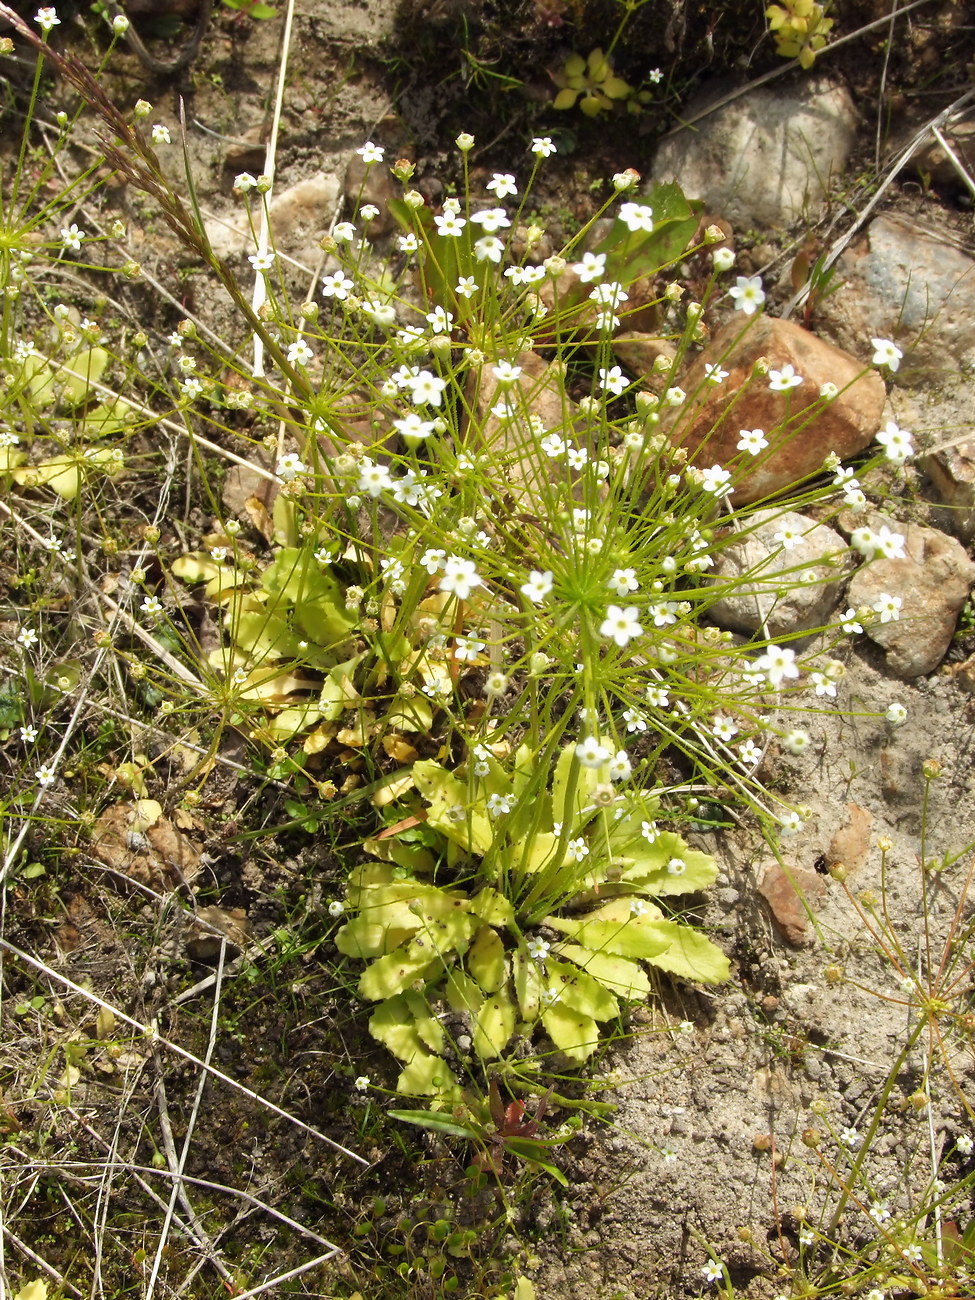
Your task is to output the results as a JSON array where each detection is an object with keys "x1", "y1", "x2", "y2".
[
  {"x1": 910, "y1": 112, "x2": 975, "y2": 189},
  {"x1": 464, "y1": 351, "x2": 579, "y2": 507},
  {"x1": 664, "y1": 316, "x2": 886, "y2": 504},
  {"x1": 757, "y1": 862, "x2": 826, "y2": 947},
  {"x1": 923, "y1": 437, "x2": 975, "y2": 542},
  {"x1": 612, "y1": 332, "x2": 677, "y2": 388},
  {"x1": 846, "y1": 521, "x2": 975, "y2": 677},
  {"x1": 827, "y1": 803, "x2": 873, "y2": 873}
]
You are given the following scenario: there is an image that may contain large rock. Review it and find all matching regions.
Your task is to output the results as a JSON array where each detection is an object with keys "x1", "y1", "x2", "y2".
[
  {"x1": 922, "y1": 437, "x2": 975, "y2": 541},
  {"x1": 651, "y1": 76, "x2": 857, "y2": 229},
  {"x1": 664, "y1": 316, "x2": 886, "y2": 504},
  {"x1": 708, "y1": 509, "x2": 850, "y2": 637},
  {"x1": 846, "y1": 522, "x2": 975, "y2": 677},
  {"x1": 817, "y1": 214, "x2": 975, "y2": 379}
]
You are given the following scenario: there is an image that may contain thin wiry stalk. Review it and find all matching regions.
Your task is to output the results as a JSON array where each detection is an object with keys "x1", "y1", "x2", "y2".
[
  {"x1": 0, "y1": 936, "x2": 368, "y2": 1167},
  {"x1": 146, "y1": 938, "x2": 233, "y2": 1300}
]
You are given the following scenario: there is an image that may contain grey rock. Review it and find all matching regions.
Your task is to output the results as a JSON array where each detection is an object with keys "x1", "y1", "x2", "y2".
[
  {"x1": 846, "y1": 521, "x2": 975, "y2": 676},
  {"x1": 708, "y1": 509, "x2": 851, "y2": 637},
  {"x1": 923, "y1": 436, "x2": 975, "y2": 542},
  {"x1": 651, "y1": 76, "x2": 857, "y2": 229},
  {"x1": 817, "y1": 214, "x2": 975, "y2": 379}
]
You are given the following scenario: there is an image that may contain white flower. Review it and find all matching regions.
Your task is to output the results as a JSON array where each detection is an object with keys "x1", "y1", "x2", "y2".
[
  {"x1": 276, "y1": 453, "x2": 307, "y2": 481},
  {"x1": 141, "y1": 596, "x2": 164, "y2": 618},
  {"x1": 956, "y1": 1133, "x2": 974, "y2": 1155},
  {"x1": 809, "y1": 671, "x2": 836, "y2": 698},
  {"x1": 871, "y1": 338, "x2": 902, "y2": 371},
  {"x1": 572, "y1": 251, "x2": 606, "y2": 283},
  {"x1": 872, "y1": 592, "x2": 902, "y2": 624},
  {"x1": 539, "y1": 432, "x2": 566, "y2": 459},
  {"x1": 322, "y1": 269, "x2": 353, "y2": 299},
  {"x1": 599, "y1": 605, "x2": 644, "y2": 648},
  {"x1": 408, "y1": 370, "x2": 448, "y2": 406},
  {"x1": 439, "y1": 556, "x2": 483, "y2": 600},
  {"x1": 328, "y1": 901, "x2": 345, "y2": 917},
  {"x1": 397, "y1": 233, "x2": 420, "y2": 253},
  {"x1": 361, "y1": 299, "x2": 396, "y2": 328},
  {"x1": 618, "y1": 201, "x2": 654, "y2": 233},
  {"x1": 598, "y1": 365, "x2": 628, "y2": 397},
  {"x1": 234, "y1": 172, "x2": 257, "y2": 193},
  {"x1": 754, "y1": 645, "x2": 799, "y2": 687},
  {"x1": 356, "y1": 141, "x2": 384, "y2": 164},
  {"x1": 520, "y1": 570, "x2": 553, "y2": 603},
  {"x1": 36, "y1": 6, "x2": 60, "y2": 30},
  {"x1": 774, "y1": 523, "x2": 802, "y2": 550},
  {"x1": 474, "y1": 235, "x2": 504, "y2": 263},
  {"x1": 869, "y1": 1201, "x2": 891, "y2": 1225},
  {"x1": 36, "y1": 762, "x2": 57, "y2": 787},
  {"x1": 470, "y1": 207, "x2": 510, "y2": 233},
  {"x1": 875, "y1": 419, "x2": 913, "y2": 464},
  {"x1": 701, "y1": 464, "x2": 733, "y2": 498},
  {"x1": 393, "y1": 412, "x2": 436, "y2": 443},
  {"x1": 286, "y1": 339, "x2": 314, "y2": 366},
  {"x1": 783, "y1": 728, "x2": 810, "y2": 755},
  {"x1": 728, "y1": 275, "x2": 765, "y2": 315},
  {"x1": 739, "y1": 739, "x2": 762, "y2": 766},
  {"x1": 531, "y1": 136, "x2": 556, "y2": 157},
  {"x1": 630, "y1": 898, "x2": 650, "y2": 917},
  {"x1": 357, "y1": 459, "x2": 393, "y2": 497},
  {"x1": 608, "y1": 749, "x2": 632, "y2": 781},
  {"x1": 454, "y1": 636, "x2": 485, "y2": 663},
  {"x1": 492, "y1": 359, "x2": 523, "y2": 385},
  {"x1": 641, "y1": 820, "x2": 658, "y2": 843},
  {"x1": 455, "y1": 275, "x2": 478, "y2": 298},
  {"x1": 712, "y1": 246, "x2": 735, "y2": 272},
  {"x1": 701, "y1": 1260, "x2": 723, "y2": 1284},
  {"x1": 151, "y1": 124, "x2": 172, "y2": 146},
  {"x1": 839, "y1": 1126, "x2": 861, "y2": 1147},
  {"x1": 487, "y1": 793, "x2": 514, "y2": 818},
  {"x1": 434, "y1": 210, "x2": 466, "y2": 237},
  {"x1": 711, "y1": 715, "x2": 738, "y2": 742},
  {"x1": 736, "y1": 428, "x2": 767, "y2": 455},
  {"x1": 607, "y1": 568, "x2": 639, "y2": 597},
  {"x1": 576, "y1": 738, "x2": 610, "y2": 768},
  {"x1": 424, "y1": 306, "x2": 453, "y2": 336},
  {"x1": 768, "y1": 364, "x2": 803, "y2": 391},
  {"x1": 333, "y1": 221, "x2": 356, "y2": 243},
  {"x1": 60, "y1": 223, "x2": 85, "y2": 251},
  {"x1": 526, "y1": 936, "x2": 550, "y2": 961},
  {"x1": 565, "y1": 837, "x2": 589, "y2": 862},
  {"x1": 778, "y1": 810, "x2": 804, "y2": 836},
  {"x1": 840, "y1": 608, "x2": 863, "y2": 635},
  {"x1": 16, "y1": 627, "x2": 39, "y2": 650},
  {"x1": 420, "y1": 548, "x2": 446, "y2": 575},
  {"x1": 487, "y1": 172, "x2": 517, "y2": 199},
  {"x1": 704, "y1": 363, "x2": 728, "y2": 385}
]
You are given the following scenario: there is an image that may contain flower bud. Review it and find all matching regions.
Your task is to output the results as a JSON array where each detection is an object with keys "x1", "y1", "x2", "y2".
[{"x1": 134, "y1": 99, "x2": 153, "y2": 120}]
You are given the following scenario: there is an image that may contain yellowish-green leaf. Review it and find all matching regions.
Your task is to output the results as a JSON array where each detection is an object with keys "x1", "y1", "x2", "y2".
[
  {"x1": 58, "y1": 346, "x2": 110, "y2": 405},
  {"x1": 552, "y1": 943, "x2": 653, "y2": 1000},
  {"x1": 473, "y1": 987, "x2": 516, "y2": 1059},
  {"x1": 262, "y1": 547, "x2": 355, "y2": 647},
  {"x1": 15, "y1": 455, "x2": 81, "y2": 500},
  {"x1": 543, "y1": 898, "x2": 670, "y2": 960},
  {"x1": 15, "y1": 1280, "x2": 49, "y2": 1300},
  {"x1": 0, "y1": 446, "x2": 27, "y2": 474},
  {"x1": 541, "y1": 1002, "x2": 599, "y2": 1063},
  {"x1": 397, "y1": 1051, "x2": 460, "y2": 1098},
  {"x1": 335, "y1": 915, "x2": 416, "y2": 959},
  {"x1": 553, "y1": 87, "x2": 579, "y2": 111},
  {"x1": 369, "y1": 995, "x2": 425, "y2": 1061},
  {"x1": 404, "y1": 990, "x2": 446, "y2": 1054},
  {"x1": 512, "y1": 949, "x2": 544, "y2": 1020},
  {"x1": 546, "y1": 960, "x2": 618, "y2": 1021},
  {"x1": 641, "y1": 921, "x2": 730, "y2": 984},
  {"x1": 386, "y1": 692, "x2": 434, "y2": 732},
  {"x1": 444, "y1": 968, "x2": 483, "y2": 1016},
  {"x1": 232, "y1": 609, "x2": 305, "y2": 660},
  {"x1": 265, "y1": 702, "x2": 323, "y2": 740},
  {"x1": 414, "y1": 760, "x2": 493, "y2": 854},
  {"x1": 467, "y1": 925, "x2": 506, "y2": 993},
  {"x1": 359, "y1": 946, "x2": 436, "y2": 1000},
  {"x1": 551, "y1": 741, "x2": 600, "y2": 832},
  {"x1": 471, "y1": 886, "x2": 516, "y2": 927}
]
